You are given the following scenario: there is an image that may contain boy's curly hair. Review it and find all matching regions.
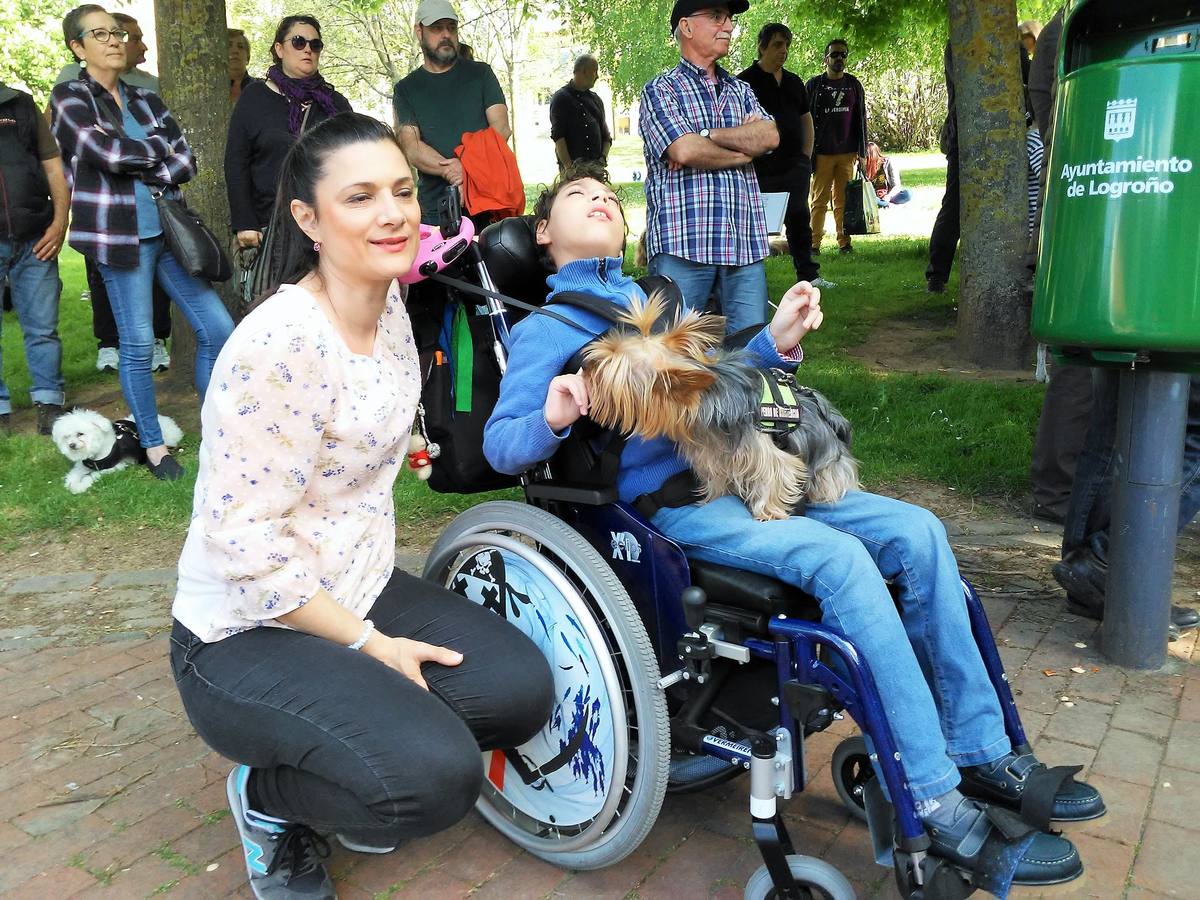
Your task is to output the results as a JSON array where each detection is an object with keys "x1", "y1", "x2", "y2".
[
  {"x1": 532, "y1": 161, "x2": 615, "y2": 226},
  {"x1": 531, "y1": 162, "x2": 630, "y2": 270}
]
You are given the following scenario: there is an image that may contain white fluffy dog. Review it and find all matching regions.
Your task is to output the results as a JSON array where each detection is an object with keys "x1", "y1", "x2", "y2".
[{"x1": 51, "y1": 409, "x2": 184, "y2": 493}]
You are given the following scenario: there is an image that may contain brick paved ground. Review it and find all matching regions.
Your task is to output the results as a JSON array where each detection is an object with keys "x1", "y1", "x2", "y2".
[{"x1": 2, "y1": 522, "x2": 1197, "y2": 900}]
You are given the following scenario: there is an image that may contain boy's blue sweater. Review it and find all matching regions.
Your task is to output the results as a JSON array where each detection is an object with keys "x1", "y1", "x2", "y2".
[{"x1": 482, "y1": 256, "x2": 799, "y2": 503}]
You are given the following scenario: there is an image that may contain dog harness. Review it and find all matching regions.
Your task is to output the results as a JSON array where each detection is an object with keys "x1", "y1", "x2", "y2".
[
  {"x1": 82, "y1": 419, "x2": 146, "y2": 472},
  {"x1": 757, "y1": 369, "x2": 804, "y2": 437}
]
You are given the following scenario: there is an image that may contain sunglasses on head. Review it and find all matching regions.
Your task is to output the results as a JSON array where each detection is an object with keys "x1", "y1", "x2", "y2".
[
  {"x1": 827, "y1": 50, "x2": 848, "y2": 59},
  {"x1": 288, "y1": 35, "x2": 324, "y2": 52}
]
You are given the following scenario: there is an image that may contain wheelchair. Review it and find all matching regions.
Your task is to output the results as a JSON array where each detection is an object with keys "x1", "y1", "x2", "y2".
[{"x1": 414, "y1": 213, "x2": 1038, "y2": 900}]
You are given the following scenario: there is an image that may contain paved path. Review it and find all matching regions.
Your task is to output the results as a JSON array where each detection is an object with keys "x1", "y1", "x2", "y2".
[{"x1": 2, "y1": 525, "x2": 1197, "y2": 900}]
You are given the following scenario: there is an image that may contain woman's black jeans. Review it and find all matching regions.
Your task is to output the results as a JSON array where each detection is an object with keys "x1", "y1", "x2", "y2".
[{"x1": 170, "y1": 569, "x2": 554, "y2": 846}]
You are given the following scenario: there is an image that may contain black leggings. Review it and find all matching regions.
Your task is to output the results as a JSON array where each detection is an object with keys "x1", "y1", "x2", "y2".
[{"x1": 170, "y1": 569, "x2": 554, "y2": 846}]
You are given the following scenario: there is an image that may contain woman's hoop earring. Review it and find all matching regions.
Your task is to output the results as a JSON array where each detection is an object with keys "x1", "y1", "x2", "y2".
[{"x1": 313, "y1": 241, "x2": 321, "y2": 252}]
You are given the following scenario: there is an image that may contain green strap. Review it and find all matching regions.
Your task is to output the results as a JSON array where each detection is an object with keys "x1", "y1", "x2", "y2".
[{"x1": 452, "y1": 305, "x2": 473, "y2": 414}]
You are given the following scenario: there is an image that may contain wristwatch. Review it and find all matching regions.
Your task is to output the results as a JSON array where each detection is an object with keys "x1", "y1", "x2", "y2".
[{"x1": 699, "y1": 128, "x2": 711, "y2": 139}]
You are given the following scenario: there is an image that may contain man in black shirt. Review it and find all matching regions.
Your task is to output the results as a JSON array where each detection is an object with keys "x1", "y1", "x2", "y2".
[
  {"x1": 738, "y1": 23, "x2": 828, "y2": 287},
  {"x1": 805, "y1": 39, "x2": 867, "y2": 254},
  {"x1": 549, "y1": 54, "x2": 611, "y2": 169}
]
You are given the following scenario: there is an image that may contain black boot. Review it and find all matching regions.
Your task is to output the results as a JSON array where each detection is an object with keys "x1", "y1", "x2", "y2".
[{"x1": 1053, "y1": 546, "x2": 1198, "y2": 631}]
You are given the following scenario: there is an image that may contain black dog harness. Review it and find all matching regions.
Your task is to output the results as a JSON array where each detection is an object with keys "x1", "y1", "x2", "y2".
[{"x1": 82, "y1": 419, "x2": 146, "y2": 472}]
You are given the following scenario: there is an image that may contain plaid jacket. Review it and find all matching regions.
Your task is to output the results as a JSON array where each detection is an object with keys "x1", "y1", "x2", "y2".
[
  {"x1": 639, "y1": 59, "x2": 771, "y2": 268},
  {"x1": 50, "y1": 71, "x2": 195, "y2": 268}
]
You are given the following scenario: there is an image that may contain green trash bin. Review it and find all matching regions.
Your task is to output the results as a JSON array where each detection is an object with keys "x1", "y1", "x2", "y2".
[{"x1": 1032, "y1": 0, "x2": 1200, "y2": 368}]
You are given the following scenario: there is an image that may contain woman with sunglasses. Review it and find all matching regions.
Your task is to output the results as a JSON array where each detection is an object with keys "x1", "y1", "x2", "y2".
[
  {"x1": 225, "y1": 15, "x2": 351, "y2": 258},
  {"x1": 50, "y1": 4, "x2": 234, "y2": 481}
]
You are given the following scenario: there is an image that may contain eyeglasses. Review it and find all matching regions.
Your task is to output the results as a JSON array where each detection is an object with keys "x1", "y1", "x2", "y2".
[
  {"x1": 827, "y1": 50, "x2": 848, "y2": 59},
  {"x1": 288, "y1": 35, "x2": 325, "y2": 52},
  {"x1": 78, "y1": 28, "x2": 128, "y2": 44},
  {"x1": 698, "y1": 11, "x2": 736, "y2": 26}
]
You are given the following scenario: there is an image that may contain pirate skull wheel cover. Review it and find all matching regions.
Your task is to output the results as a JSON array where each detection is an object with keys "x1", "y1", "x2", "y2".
[{"x1": 446, "y1": 544, "x2": 623, "y2": 830}]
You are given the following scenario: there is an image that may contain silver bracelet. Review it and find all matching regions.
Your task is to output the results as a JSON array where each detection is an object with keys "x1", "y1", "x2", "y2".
[{"x1": 348, "y1": 619, "x2": 374, "y2": 651}]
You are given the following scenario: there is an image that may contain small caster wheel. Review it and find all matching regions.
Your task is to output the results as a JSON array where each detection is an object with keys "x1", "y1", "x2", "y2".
[
  {"x1": 743, "y1": 854, "x2": 855, "y2": 899},
  {"x1": 831, "y1": 735, "x2": 874, "y2": 823}
]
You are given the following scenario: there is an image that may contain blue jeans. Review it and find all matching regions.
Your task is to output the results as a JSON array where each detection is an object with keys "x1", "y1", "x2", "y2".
[
  {"x1": 0, "y1": 240, "x2": 64, "y2": 414},
  {"x1": 1062, "y1": 369, "x2": 1200, "y2": 557},
  {"x1": 648, "y1": 254, "x2": 769, "y2": 335},
  {"x1": 653, "y1": 491, "x2": 1011, "y2": 800},
  {"x1": 97, "y1": 238, "x2": 234, "y2": 446}
]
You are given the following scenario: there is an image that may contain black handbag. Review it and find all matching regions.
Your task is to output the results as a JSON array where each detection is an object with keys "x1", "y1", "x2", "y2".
[
  {"x1": 150, "y1": 186, "x2": 233, "y2": 282},
  {"x1": 95, "y1": 93, "x2": 232, "y2": 282}
]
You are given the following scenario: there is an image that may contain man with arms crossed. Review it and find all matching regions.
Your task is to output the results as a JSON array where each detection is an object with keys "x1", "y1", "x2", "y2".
[{"x1": 639, "y1": 0, "x2": 779, "y2": 334}]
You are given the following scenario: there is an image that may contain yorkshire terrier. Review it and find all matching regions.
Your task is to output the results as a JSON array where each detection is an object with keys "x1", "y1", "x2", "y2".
[{"x1": 582, "y1": 293, "x2": 859, "y2": 521}]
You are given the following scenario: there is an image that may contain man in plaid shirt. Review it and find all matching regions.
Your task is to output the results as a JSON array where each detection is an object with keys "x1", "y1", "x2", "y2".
[{"x1": 639, "y1": 0, "x2": 778, "y2": 334}]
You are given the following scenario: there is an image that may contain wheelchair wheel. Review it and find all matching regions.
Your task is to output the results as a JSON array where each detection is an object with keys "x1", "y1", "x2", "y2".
[
  {"x1": 424, "y1": 501, "x2": 670, "y2": 870},
  {"x1": 743, "y1": 855, "x2": 854, "y2": 900},
  {"x1": 831, "y1": 735, "x2": 873, "y2": 823}
]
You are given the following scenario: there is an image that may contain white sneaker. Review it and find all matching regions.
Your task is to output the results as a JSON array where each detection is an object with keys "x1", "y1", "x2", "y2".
[
  {"x1": 810, "y1": 277, "x2": 838, "y2": 289},
  {"x1": 152, "y1": 339, "x2": 170, "y2": 372},
  {"x1": 96, "y1": 347, "x2": 119, "y2": 372}
]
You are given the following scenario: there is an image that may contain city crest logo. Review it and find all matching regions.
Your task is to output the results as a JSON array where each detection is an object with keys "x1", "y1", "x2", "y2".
[{"x1": 1104, "y1": 98, "x2": 1136, "y2": 143}]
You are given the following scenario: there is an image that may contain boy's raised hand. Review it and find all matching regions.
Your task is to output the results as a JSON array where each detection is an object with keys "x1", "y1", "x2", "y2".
[
  {"x1": 769, "y1": 281, "x2": 824, "y2": 354},
  {"x1": 545, "y1": 373, "x2": 590, "y2": 432}
]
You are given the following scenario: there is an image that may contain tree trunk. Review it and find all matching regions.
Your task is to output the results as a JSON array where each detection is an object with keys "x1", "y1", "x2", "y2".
[
  {"x1": 152, "y1": 0, "x2": 237, "y2": 391},
  {"x1": 948, "y1": 0, "x2": 1032, "y2": 369}
]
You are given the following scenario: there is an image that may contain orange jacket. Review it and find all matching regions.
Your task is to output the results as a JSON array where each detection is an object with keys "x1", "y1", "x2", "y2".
[{"x1": 454, "y1": 127, "x2": 525, "y2": 219}]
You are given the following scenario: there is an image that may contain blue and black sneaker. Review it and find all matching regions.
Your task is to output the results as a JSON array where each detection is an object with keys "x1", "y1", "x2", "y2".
[{"x1": 226, "y1": 765, "x2": 336, "y2": 899}]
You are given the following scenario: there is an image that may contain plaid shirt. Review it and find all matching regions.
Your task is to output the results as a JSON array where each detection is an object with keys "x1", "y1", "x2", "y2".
[
  {"x1": 50, "y1": 72, "x2": 195, "y2": 268},
  {"x1": 639, "y1": 59, "x2": 771, "y2": 267}
]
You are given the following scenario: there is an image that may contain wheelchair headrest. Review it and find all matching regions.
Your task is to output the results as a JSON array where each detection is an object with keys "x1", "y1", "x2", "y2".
[{"x1": 478, "y1": 215, "x2": 549, "y2": 306}]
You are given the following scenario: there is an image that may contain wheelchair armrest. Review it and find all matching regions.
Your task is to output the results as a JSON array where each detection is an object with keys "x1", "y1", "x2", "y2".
[{"x1": 523, "y1": 482, "x2": 620, "y2": 506}]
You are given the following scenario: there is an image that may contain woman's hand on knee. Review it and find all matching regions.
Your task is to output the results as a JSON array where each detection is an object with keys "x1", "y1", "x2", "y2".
[{"x1": 364, "y1": 634, "x2": 462, "y2": 690}]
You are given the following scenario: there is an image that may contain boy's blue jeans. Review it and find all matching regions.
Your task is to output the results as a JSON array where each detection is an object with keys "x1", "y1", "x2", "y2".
[
  {"x1": 97, "y1": 237, "x2": 234, "y2": 446},
  {"x1": 0, "y1": 239, "x2": 64, "y2": 415},
  {"x1": 653, "y1": 490, "x2": 1011, "y2": 800},
  {"x1": 648, "y1": 254, "x2": 769, "y2": 335}
]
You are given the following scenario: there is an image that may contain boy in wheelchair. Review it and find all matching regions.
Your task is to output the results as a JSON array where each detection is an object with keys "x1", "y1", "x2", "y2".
[{"x1": 481, "y1": 163, "x2": 1103, "y2": 889}]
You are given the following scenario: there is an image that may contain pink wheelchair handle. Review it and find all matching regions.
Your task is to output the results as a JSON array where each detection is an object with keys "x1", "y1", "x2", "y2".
[{"x1": 397, "y1": 218, "x2": 477, "y2": 284}]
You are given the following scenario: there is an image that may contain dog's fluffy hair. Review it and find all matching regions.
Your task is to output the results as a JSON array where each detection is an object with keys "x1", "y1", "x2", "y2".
[
  {"x1": 582, "y1": 292, "x2": 858, "y2": 521},
  {"x1": 52, "y1": 408, "x2": 184, "y2": 493}
]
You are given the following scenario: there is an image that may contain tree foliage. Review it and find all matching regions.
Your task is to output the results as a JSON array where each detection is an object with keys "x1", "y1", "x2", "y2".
[{"x1": 0, "y1": 0, "x2": 73, "y2": 104}]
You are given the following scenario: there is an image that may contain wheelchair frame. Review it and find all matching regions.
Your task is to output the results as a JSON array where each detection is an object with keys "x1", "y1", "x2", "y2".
[{"x1": 422, "y1": 236, "x2": 1032, "y2": 899}]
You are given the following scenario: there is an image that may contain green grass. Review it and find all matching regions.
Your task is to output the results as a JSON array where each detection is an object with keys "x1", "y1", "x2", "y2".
[
  {"x1": 902, "y1": 166, "x2": 949, "y2": 189},
  {"x1": 0, "y1": 219, "x2": 1043, "y2": 545}
]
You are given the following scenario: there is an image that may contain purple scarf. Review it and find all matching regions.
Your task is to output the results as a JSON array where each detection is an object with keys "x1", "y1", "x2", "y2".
[{"x1": 266, "y1": 65, "x2": 341, "y2": 135}]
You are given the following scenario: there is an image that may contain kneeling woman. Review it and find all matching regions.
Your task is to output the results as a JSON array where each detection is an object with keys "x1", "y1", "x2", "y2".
[{"x1": 171, "y1": 113, "x2": 553, "y2": 899}]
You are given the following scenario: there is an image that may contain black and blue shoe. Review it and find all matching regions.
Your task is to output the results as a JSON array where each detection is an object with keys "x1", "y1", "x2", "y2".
[
  {"x1": 925, "y1": 794, "x2": 1083, "y2": 887},
  {"x1": 226, "y1": 765, "x2": 336, "y2": 899},
  {"x1": 960, "y1": 750, "x2": 1106, "y2": 829}
]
